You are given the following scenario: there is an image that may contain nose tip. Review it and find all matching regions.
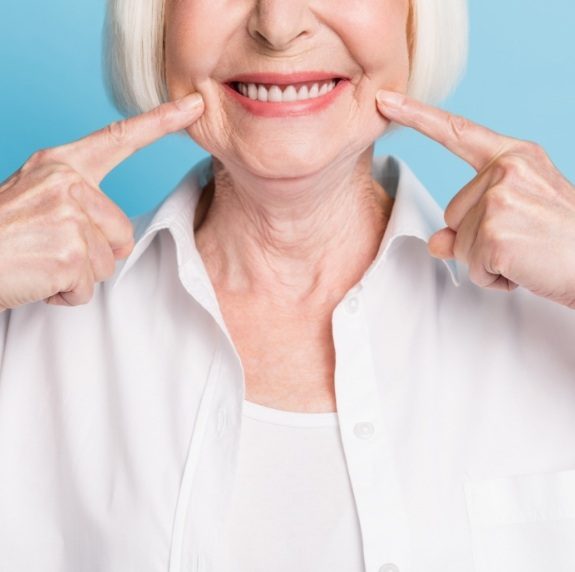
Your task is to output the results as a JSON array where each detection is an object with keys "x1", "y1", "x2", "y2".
[
  {"x1": 252, "y1": 28, "x2": 306, "y2": 51},
  {"x1": 248, "y1": 2, "x2": 314, "y2": 51}
]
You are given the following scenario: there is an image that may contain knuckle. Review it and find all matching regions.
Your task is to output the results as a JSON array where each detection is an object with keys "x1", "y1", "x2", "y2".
[
  {"x1": 479, "y1": 223, "x2": 509, "y2": 272},
  {"x1": 530, "y1": 143, "x2": 552, "y2": 166},
  {"x1": 44, "y1": 181, "x2": 69, "y2": 205},
  {"x1": 483, "y1": 185, "x2": 513, "y2": 214},
  {"x1": 495, "y1": 154, "x2": 527, "y2": 183},
  {"x1": 149, "y1": 104, "x2": 169, "y2": 126},
  {"x1": 54, "y1": 241, "x2": 88, "y2": 270},
  {"x1": 447, "y1": 113, "x2": 469, "y2": 139},
  {"x1": 55, "y1": 202, "x2": 87, "y2": 227},
  {"x1": 25, "y1": 148, "x2": 55, "y2": 168},
  {"x1": 479, "y1": 217, "x2": 503, "y2": 247},
  {"x1": 43, "y1": 295, "x2": 62, "y2": 308},
  {"x1": 491, "y1": 162, "x2": 508, "y2": 183},
  {"x1": 44, "y1": 167, "x2": 81, "y2": 193},
  {"x1": 526, "y1": 140, "x2": 547, "y2": 160},
  {"x1": 149, "y1": 104, "x2": 177, "y2": 134},
  {"x1": 56, "y1": 282, "x2": 94, "y2": 307},
  {"x1": 533, "y1": 144, "x2": 548, "y2": 161},
  {"x1": 106, "y1": 119, "x2": 131, "y2": 146},
  {"x1": 23, "y1": 148, "x2": 68, "y2": 173},
  {"x1": 488, "y1": 243, "x2": 510, "y2": 276}
]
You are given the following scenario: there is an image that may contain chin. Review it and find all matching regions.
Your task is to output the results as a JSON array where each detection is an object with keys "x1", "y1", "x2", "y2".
[{"x1": 232, "y1": 143, "x2": 339, "y2": 180}]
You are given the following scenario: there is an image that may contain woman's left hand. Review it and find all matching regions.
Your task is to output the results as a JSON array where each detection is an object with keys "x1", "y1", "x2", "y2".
[{"x1": 375, "y1": 90, "x2": 575, "y2": 310}]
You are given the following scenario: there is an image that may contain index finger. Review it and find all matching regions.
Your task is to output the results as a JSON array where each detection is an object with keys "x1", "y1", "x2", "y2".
[
  {"x1": 62, "y1": 93, "x2": 204, "y2": 186},
  {"x1": 376, "y1": 90, "x2": 513, "y2": 172}
]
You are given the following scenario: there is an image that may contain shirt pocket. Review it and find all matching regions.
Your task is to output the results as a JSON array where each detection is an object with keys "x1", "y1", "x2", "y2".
[{"x1": 464, "y1": 469, "x2": 575, "y2": 572}]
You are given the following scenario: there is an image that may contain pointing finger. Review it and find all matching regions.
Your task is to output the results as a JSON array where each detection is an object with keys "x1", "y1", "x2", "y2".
[
  {"x1": 376, "y1": 90, "x2": 514, "y2": 172},
  {"x1": 61, "y1": 93, "x2": 205, "y2": 186}
]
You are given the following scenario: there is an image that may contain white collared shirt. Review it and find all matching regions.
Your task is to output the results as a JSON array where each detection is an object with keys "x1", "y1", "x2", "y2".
[{"x1": 1, "y1": 154, "x2": 575, "y2": 572}]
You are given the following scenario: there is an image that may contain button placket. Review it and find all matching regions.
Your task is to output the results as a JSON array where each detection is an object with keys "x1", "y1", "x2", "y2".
[
  {"x1": 333, "y1": 285, "x2": 412, "y2": 572},
  {"x1": 168, "y1": 343, "x2": 224, "y2": 572}
]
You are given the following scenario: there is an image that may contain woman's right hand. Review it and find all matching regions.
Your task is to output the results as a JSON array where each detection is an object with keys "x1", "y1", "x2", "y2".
[{"x1": 0, "y1": 93, "x2": 205, "y2": 312}]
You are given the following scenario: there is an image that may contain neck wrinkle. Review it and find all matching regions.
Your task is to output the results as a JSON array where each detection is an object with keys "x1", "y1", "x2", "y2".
[{"x1": 193, "y1": 148, "x2": 395, "y2": 304}]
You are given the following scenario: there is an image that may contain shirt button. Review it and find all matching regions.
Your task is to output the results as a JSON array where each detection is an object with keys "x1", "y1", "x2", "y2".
[
  {"x1": 345, "y1": 296, "x2": 360, "y2": 314},
  {"x1": 378, "y1": 564, "x2": 400, "y2": 572},
  {"x1": 353, "y1": 421, "x2": 375, "y2": 439}
]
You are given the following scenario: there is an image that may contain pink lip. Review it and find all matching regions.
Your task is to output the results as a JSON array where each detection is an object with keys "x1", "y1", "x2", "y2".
[{"x1": 222, "y1": 75, "x2": 350, "y2": 118}]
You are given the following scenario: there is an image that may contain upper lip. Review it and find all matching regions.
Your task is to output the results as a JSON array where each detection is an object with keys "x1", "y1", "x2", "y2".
[{"x1": 225, "y1": 71, "x2": 348, "y2": 86}]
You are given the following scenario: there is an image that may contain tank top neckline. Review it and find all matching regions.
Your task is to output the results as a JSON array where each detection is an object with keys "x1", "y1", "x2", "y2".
[{"x1": 242, "y1": 399, "x2": 339, "y2": 428}]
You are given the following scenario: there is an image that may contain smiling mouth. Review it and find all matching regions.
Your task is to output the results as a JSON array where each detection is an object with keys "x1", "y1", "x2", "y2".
[{"x1": 228, "y1": 78, "x2": 343, "y2": 103}]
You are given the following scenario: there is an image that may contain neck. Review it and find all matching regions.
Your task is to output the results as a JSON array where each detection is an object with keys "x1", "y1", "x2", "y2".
[{"x1": 194, "y1": 145, "x2": 394, "y2": 306}]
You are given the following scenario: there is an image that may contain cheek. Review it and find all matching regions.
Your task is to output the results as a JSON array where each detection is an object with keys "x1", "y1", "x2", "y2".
[
  {"x1": 165, "y1": 24, "x2": 217, "y2": 92},
  {"x1": 164, "y1": 2, "x2": 243, "y2": 96},
  {"x1": 335, "y1": 0, "x2": 410, "y2": 85}
]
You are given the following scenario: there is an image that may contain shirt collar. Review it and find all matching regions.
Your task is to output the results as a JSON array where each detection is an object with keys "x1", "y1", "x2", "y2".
[{"x1": 111, "y1": 154, "x2": 460, "y2": 291}]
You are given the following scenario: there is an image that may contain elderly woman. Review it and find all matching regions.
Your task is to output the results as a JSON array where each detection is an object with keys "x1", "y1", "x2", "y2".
[{"x1": 1, "y1": 0, "x2": 575, "y2": 571}]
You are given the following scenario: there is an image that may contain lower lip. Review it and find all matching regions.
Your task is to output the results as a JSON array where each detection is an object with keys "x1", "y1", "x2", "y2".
[{"x1": 222, "y1": 80, "x2": 349, "y2": 118}]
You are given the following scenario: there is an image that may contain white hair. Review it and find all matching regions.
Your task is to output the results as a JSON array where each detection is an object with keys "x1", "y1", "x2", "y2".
[{"x1": 104, "y1": 0, "x2": 468, "y2": 115}]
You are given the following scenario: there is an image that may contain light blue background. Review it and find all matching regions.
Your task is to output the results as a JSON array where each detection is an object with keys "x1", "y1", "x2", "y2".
[{"x1": 1, "y1": 1, "x2": 573, "y2": 217}]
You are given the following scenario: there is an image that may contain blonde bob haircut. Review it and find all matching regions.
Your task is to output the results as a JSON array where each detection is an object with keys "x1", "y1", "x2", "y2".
[{"x1": 104, "y1": 0, "x2": 468, "y2": 116}]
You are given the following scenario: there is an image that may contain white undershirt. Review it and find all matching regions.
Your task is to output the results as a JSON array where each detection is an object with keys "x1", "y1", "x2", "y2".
[{"x1": 222, "y1": 400, "x2": 365, "y2": 571}]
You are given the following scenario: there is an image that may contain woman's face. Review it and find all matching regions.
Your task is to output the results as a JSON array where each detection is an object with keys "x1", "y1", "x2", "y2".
[{"x1": 165, "y1": 0, "x2": 411, "y2": 179}]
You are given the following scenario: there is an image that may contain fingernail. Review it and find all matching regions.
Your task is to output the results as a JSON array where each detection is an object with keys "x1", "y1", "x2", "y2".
[
  {"x1": 175, "y1": 93, "x2": 204, "y2": 112},
  {"x1": 376, "y1": 90, "x2": 405, "y2": 108}
]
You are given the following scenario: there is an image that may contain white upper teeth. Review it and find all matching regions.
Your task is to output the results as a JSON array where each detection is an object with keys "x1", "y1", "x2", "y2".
[{"x1": 236, "y1": 80, "x2": 337, "y2": 103}]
